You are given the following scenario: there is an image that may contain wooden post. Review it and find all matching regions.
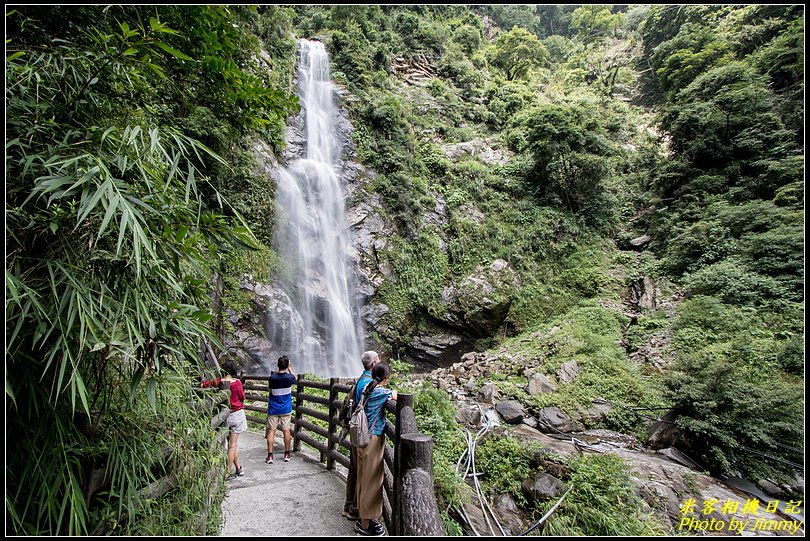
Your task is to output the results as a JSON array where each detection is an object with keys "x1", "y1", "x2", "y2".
[
  {"x1": 394, "y1": 393, "x2": 415, "y2": 536},
  {"x1": 327, "y1": 377, "x2": 338, "y2": 470},
  {"x1": 399, "y1": 433, "x2": 444, "y2": 536},
  {"x1": 293, "y1": 374, "x2": 304, "y2": 453}
]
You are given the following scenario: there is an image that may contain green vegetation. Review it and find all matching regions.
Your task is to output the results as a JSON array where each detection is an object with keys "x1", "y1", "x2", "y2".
[
  {"x1": 5, "y1": 6, "x2": 297, "y2": 535},
  {"x1": 634, "y1": 5, "x2": 805, "y2": 481},
  {"x1": 413, "y1": 386, "x2": 466, "y2": 533},
  {"x1": 540, "y1": 454, "x2": 665, "y2": 536},
  {"x1": 473, "y1": 433, "x2": 667, "y2": 535},
  {"x1": 664, "y1": 296, "x2": 804, "y2": 481},
  {"x1": 5, "y1": 3, "x2": 804, "y2": 536},
  {"x1": 475, "y1": 436, "x2": 534, "y2": 506}
]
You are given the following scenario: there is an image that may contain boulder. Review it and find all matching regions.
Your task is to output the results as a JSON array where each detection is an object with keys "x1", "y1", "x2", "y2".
[
  {"x1": 646, "y1": 410, "x2": 685, "y2": 450},
  {"x1": 495, "y1": 400, "x2": 525, "y2": 424},
  {"x1": 477, "y1": 382, "x2": 499, "y2": 405},
  {"x1": 757, "y1": 479, "x2": 785, "y2": 497},
  {"x1": 462, "y1": 379, "x2": 477, "y2": 394},
  {"x1": 522, "y1": 473, "x2": 566, "y2": 501},
  {"x1": 456, "y1": 405, "x2": 482, "y2": 428},
  {"x1": 526, "y1": 373, "x2": 557, "y2": 395},
  {"x1": 629, "y1": 275, "x2": 659, "y2": 311},
  {"x1": 492, "y1": 493, "x2": 527, "y2": 536},
  {"x1": 439, "y1": 259, "x2": 521, "y2": 337},
  {"x1": 556, "y1": 360, "x2": 581, "y2": 383},
  {"x1": 583, "y1": 398, "x2": 613, "y2": 426},
  {"x1": 629, "y1": 234, "x2": 651, "y2": 249},
  {"x1": 536, "y1": 407, "x2": 581, "y2": 433}
]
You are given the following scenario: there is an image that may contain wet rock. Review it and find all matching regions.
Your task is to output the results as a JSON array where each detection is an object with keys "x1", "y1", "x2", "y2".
[
  {"x1": 360, "y1": 303, "x2": 389, "y2": 328},
  {"x1": 757, "y1": 479, "x2": 786, "y2": 497},
  {"x1": 582, "y1": 428, "x2": 639, "y2": 449},
  {"x1": 657, "y1": 447, "x2": 703, "y2": 469},
  {"x1": 480, "y1": 407, "x2": 502, "y2": 428}
]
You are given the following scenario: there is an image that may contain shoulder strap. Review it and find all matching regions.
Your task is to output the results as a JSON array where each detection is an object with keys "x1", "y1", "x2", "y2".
[{"x1": 355, "y1": 380, "x2": 376, "y2": 412}]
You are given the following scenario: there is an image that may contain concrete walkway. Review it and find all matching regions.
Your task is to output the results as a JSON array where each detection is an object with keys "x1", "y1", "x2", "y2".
[{"x1": 219, "y1": 430, "x2": 357, "y2": 536}]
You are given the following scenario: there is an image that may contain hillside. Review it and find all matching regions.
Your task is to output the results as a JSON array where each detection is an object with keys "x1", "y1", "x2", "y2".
[{"x1": 5, "y1": 4, "x2": 804, "y2": 536}]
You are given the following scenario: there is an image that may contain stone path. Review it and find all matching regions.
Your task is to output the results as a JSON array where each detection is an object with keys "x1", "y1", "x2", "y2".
[{"x1": 219, "y1": 430, "x2": 356, "y2": 536}]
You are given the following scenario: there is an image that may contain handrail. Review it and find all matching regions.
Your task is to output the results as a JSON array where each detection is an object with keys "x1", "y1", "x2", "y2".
[{"x1": 240, "y1": 373, "x2": 444, "y2": 536}]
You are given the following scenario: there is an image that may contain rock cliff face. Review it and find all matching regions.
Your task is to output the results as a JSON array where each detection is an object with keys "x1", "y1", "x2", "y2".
[{"x1": 233, "y1": 72, "x2": 527, "y2": 371}]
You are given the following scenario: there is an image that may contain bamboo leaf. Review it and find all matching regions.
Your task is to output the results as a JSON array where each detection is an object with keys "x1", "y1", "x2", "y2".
[
  {"x1": 129, "y1": 366, "x2": 144, "y2": 401},
  {"x1": 146, "y1": 377, "x2": 157, "y2": 411},
  {"x1": 116, "y1": 209, "x2": 129, "y2": 255},
  {"x1": 97, "y1": 190, "x2": 120, "y2": 240},
  {"x1": 154, "y1": 41, "x2": 192, "y2": 61}
]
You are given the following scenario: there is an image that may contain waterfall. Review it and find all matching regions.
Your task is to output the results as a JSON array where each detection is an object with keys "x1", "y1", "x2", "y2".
[{"x1": 269, "y1": 39, "x2": 365, "y2": 378}]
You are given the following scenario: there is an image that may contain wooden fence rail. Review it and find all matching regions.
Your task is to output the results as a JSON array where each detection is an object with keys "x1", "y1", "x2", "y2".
[{"x1": 240, "y1": 373, "x2": 444, "y2": 536}]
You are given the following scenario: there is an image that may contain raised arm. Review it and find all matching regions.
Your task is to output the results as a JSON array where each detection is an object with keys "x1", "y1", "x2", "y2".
[{"x1": 201, "y1": 377, "x2": 221, "y2": 388}]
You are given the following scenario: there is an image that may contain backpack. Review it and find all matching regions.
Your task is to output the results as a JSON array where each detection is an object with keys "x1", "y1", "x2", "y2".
[
  {"x1": 338, "y1": 377, "x2": 366, "y2": 428},
  {"x1": 348, "y1": 383, "x2": 375, "y2": 448}
]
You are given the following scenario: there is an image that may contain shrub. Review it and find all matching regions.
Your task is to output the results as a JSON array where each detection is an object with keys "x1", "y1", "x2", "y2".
[
  {"x1": 665, "y1": 296, "x2": 804, "y2": 481},
  {"x1": 540, "y1": 454, "x2": 665, "y2": 536},
  {"x1": 475, "y1": 436, "x2": 534, "y2": 505},
  {"x1": 413, "y1": 386, "x2": 466, "y2": 528}
]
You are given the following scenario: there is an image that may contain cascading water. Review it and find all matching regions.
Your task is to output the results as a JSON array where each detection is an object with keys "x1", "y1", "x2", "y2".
[{"x1": 269, "y1": 39, "x2": 365, "y2": 377}]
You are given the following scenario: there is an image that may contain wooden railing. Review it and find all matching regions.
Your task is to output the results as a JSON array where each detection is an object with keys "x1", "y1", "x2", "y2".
[{"x1": 240, "y1": 374, "x2": 444, "y2": 536}]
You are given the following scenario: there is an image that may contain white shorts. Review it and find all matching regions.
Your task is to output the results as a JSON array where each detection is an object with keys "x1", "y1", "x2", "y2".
[{"x1": 227, "y1": 409, "x2": 247, "y2": 434}]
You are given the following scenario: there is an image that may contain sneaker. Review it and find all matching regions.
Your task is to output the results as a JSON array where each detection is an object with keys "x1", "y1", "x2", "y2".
[
  {"x1": 342, "y1": 509, "x2": 360, "y2": 521},
  {"x1": 266, "y1": 453, "x2": 274, "y2": 464},
  {"x1": 355, "y1": 520, "x2": 384, "y2": 536},
  {"x1": 236, "y1": 466, "x2": 244, "y2": 477},
  {"x1": 283, "y1": 450, "x2": 292, "y2": 462},
  {"x1": 226, "y1": 473, "x2": 238, "y2": 481},
  {"x1": 369, "y1": 520, "x2": 385, "y2": 535}
]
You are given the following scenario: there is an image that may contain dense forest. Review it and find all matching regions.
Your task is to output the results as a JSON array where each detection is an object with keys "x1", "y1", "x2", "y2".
[{"x1": 5, "y1": 5, "x2": 804, "y2": 536}]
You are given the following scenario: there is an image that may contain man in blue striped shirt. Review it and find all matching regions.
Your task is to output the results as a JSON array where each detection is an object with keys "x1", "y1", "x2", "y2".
[{"x1": 266, "y1": 355, "x2": 296, "y2": 464}]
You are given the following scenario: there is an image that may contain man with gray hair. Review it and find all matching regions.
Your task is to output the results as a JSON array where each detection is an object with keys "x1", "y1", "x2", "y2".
[{"x1": 342, "y1": 350, "x2": 380, "y2": 520}]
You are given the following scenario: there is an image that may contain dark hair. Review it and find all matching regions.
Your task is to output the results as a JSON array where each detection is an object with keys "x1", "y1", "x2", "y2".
[
  {"x1": 221, "y1": 359, "x2": 238, "y2": 378},
  {"x1": 362, "y1": 363, "x2": 391, "y2": 401},
  {"x1": 278, "y1": 355, "x2": 290, "y2": 370},
  {"x1": 371, "y1": 362, "x2": 390, "y2": 383}
]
